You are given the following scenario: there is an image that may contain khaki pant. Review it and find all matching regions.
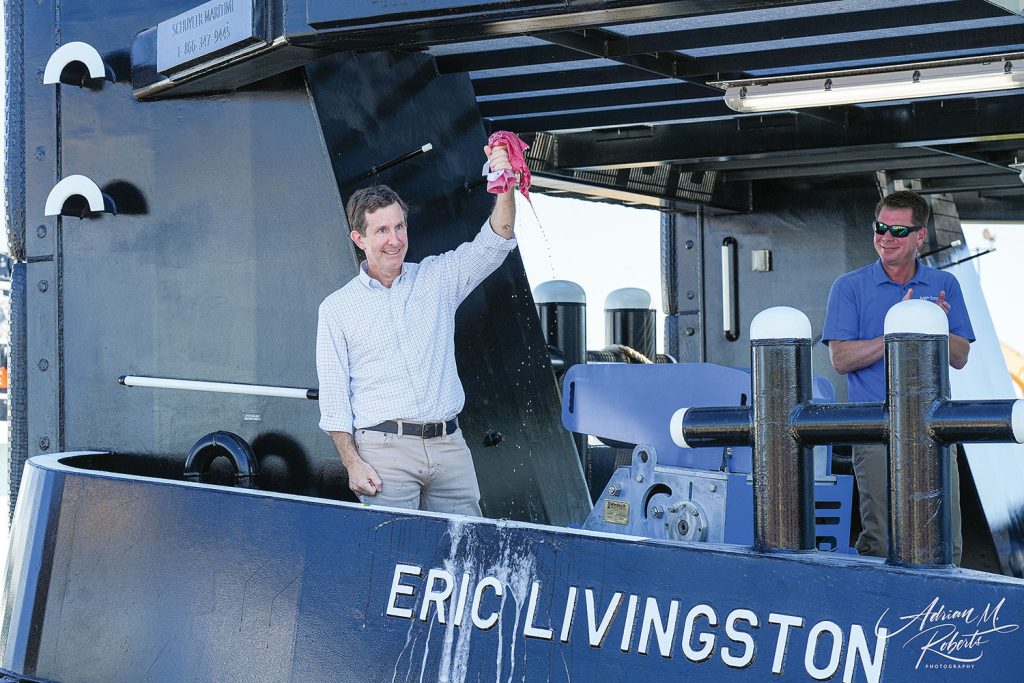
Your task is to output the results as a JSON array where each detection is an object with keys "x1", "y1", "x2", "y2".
[
  {"x1": 354, "y1": 427, "x2": 482, "y2": 516},
  {"x1": 853, "y1": 442, "x2": 962, "y2": 564}
]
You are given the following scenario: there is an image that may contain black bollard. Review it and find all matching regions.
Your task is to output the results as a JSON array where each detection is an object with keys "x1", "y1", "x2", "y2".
[
  {"x1": 884, "y1": 300, "x2": 955, "y2": 566},
  {"x1": 534, "y1": 280, "x2": 587, "y2": 376},
  {"x1": 670, "y1": 303, "x2": 1024, "y2": 565},
  {"x1": 671, "y1": 306, "x2": 815, "y2": 552},
  {"x1": 604, "y1": 288, "x2": 657, "y2": 363},
  {"x1": 534, "y1": 280, "x2": 588, "y2": 462},
  {"x1": 749, "y1": 307, "x2": 816, "y2": 552}
]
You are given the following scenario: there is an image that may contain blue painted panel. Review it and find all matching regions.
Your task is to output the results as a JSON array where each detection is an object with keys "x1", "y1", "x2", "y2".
[
  {"x1": 562, "y1": 363, "x2": 835, "y2": 473},
  {"x1": 562, "y1": 363, "x2": 752, "y2": 471},
  {"x1": 722, "y1": 473, "x2": 854, "y2": 552},
  {"x1": 3, "y1": 453, "x2": 1022, "y2": 682}
]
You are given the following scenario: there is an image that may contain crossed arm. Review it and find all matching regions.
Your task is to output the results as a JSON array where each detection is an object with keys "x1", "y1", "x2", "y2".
[
  {"x1": 829, "y1": 333, "x2": 970, "y2": 374},
  {"x1": 828, "y1": 288, "x2": 970, "y2": 375}
]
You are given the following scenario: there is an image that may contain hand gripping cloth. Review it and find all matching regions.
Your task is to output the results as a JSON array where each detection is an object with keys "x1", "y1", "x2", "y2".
[{"x1": 483, "y1": 130, "x2": 531, "y2": 199}]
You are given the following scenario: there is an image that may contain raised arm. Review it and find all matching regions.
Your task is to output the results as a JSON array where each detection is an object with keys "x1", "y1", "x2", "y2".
[{"x1": 484, "y1": 144, "x2": 516, "y2": 239}]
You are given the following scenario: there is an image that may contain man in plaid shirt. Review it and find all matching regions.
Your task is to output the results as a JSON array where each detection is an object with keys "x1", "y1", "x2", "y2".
[{"x1": 316, "y1": 144, "x2": 519, "y2": 515}]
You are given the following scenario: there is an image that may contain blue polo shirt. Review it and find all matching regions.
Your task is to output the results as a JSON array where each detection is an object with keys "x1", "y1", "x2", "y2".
[{"x1": 822, "y1": 259, "x2": 974, "y2": 402}]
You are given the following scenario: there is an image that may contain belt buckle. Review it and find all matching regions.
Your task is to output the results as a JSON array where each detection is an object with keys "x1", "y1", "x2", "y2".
[{"x1": 422, "y1": 422, "x2": 440, "y2": 439}]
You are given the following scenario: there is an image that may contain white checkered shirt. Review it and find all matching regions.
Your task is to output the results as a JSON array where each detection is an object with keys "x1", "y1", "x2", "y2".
[{"x1": 316, "y1": 220, "x2": 517, "y2": 434}]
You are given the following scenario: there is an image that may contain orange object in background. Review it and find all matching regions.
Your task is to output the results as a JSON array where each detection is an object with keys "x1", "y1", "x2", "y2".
[
  {"x1": 0, "y1": 366, "x2": 7, "y2": 391},
  {"x1": 1001, "y1": 342, "x2": 1024, "y2": 397}
]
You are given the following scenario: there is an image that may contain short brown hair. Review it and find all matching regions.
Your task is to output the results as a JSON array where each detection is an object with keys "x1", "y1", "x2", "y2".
[
  {"x1": 346, "y1": 185, "x2": 409, "y2": 236},
  {"x1": 875, "y1": 190, "x2": 930, "y2": 228}
]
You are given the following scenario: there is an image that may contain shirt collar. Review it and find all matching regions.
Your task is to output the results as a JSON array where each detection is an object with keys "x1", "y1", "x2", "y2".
[
  {"x1": 356, "y1": 260, "x2": 403, "y2": 290},
  {"x1": 872, "y1": 258, "x2": 926, "y2": 286}
]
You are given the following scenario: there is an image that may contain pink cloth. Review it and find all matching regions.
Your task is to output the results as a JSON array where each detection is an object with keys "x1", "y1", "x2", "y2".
[{"x1": 486, "y1": 130, "x2": 531, "y2": 199}]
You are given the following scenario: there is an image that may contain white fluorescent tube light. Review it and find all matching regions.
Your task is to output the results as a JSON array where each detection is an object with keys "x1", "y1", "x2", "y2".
[{"x1": 711, "y1": 55, "x2": 1024, "y2": 113}]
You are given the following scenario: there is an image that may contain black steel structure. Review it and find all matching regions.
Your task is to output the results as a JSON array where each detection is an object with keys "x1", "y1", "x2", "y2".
[{"x1": 116, "y1": 0, "x2": 1024, "y2": 219}]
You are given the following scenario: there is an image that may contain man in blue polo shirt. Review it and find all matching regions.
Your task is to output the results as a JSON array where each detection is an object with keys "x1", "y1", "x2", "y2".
[{"x1": 822, "y1": 190, "x2": 974, "y2": 563}]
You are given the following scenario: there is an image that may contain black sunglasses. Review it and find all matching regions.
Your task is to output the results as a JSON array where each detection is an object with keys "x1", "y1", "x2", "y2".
[{"x1": 873, "y1": 221, "x2": 924, "y2": 238}]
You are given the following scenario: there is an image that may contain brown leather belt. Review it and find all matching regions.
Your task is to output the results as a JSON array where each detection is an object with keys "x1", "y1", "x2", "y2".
[{"x1": 365, "y1": 418, "x2": 458, "y2": 439}]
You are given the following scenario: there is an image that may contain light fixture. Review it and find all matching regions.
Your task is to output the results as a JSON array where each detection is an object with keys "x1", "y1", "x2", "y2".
[{"x1": 710, "y1": 54, "x2": 1024, "y2": 113}]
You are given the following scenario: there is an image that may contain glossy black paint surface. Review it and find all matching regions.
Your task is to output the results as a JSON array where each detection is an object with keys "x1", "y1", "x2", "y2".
[
  {"x1": 886, "y1": 334, "x2": 952, "y2": 566},
  {"x1": 750, "y1": 339, "x2": 815, "y2": 551},
  {"x1": 10, "y1": 2, "x2": 588, "y2": 526},
  {"x1": 930, "y1": 400, "x2": 1020, "y2": 444},
  {"x1": 604, "y1": 308, "x2": 656, "y2": 361}
]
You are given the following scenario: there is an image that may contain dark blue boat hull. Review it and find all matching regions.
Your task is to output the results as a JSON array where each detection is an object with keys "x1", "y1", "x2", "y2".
[{"x1": 3, "y1": 453, "x2": 1023, "y2": 682}]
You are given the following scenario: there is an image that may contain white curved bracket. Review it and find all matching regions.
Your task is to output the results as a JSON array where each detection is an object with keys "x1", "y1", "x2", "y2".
[
  {"x1": 43, "y1": 42, "x2": 107, "y2": 84},
  {"x1": 45, "y1": 175, "x2": 105, "y2": 216}
]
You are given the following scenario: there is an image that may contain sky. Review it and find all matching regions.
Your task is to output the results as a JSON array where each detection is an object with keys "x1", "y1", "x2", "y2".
[{"x1": 961, "y1": 223, "x2": 1024, "y2": 354}]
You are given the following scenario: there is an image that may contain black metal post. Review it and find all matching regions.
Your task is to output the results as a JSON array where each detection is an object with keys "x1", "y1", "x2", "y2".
[
  {"x1": 930, "y1": 400, "x2": 1021, "y2": 443},
  {"x1": 749, "y1": 309, "x2": 815, "y2": 552},
  {"x1": 792, "y1": 403, "x2": 885, "y2": 444},
  {"x1": 605, "y1": 288, "x2": 656, "y2": 362},
  {"x1": 671, "y1": 406, "x2": 750, "y2": 447},
  {"x1": 885, "y1": 306, "x2": 952, "y2": 566},
  {"x1": 669, "y1": 303, "x2": 1024, "y2": 566},
  {"x1": 535, "y1": 281, "x2": 587, "y2": 376},
  {"x1": 535, "y1": 280, "x2": 588, "y2": 462}
]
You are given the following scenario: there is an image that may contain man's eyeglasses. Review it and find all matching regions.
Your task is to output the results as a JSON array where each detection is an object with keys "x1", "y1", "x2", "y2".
[{"x1": 873, "y1": 221, "x2": 924, "y2": 238}]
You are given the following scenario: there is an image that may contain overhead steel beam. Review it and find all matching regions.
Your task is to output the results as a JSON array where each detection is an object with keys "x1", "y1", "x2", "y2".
[
  {"x1": 548, "y1": 94, "x2": 1024, "y2": 169},
  {"x1": 661, "y1": 145, "x2": 939, "y2": 173},
  {"x1": 439, "y1": 2, "x2": 1008, "y2": 74},
  {"x1": 675, "y1": 24, "x2": 1024, "y2": 79},
  {"x1": 536, "y1": 27, "x2": 712, "y2": 86},
  {"x1": 955, "y1": 192, "x2": 1024, "y2": 221},
  {"x1": 721, "y1": 157, "x2": 1008, "y2": 182},
  {"x1": 478, "y1": 82, "x2": 713, "y2": 117},
  {"x1": 608, "y1": 2, "x2": 1011, "y2": 55},
  {"x1": 975, "y1": 187, "x2": 1024, "y2": 197},
  {"x1": 472, "y1": 65, "x2": 661, "y2": 96},
  {"x1": 301, "y1": 0, "x2": 837, "y2": 51},
  {"x1": 436, "y1": 44, "x2": 588, "y2": 74},
  {"x1": 531, "y1": 169, "x2": 751, "y2": 212},
  {"x1": 486, "y1": 99, "x2": 731, "y2": 133},
  {"x1": 919, "y1": 175, "x2": 1024, "y2": 193},
  {"x1": 889, "y1": 162, "x2": 1015, "y2": 181}
]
